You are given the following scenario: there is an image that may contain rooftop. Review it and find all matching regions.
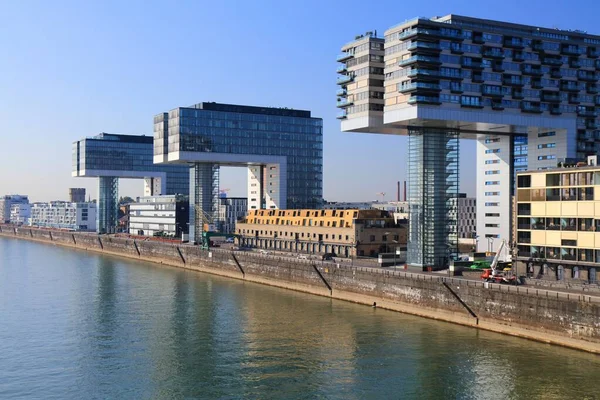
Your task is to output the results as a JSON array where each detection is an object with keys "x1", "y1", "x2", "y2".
[
  {"x1": 386, "y1": 14, "x2": 600, "y2": 43},
  {"x1": 185, "y1": 102, "x2": 314, "y2": 119}
]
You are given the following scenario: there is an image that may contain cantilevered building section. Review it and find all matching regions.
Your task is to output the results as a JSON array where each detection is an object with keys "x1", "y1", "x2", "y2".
[
  {"x1": 72, "y1": 133, "x2": 189, "y2": 233},
  {"x1": 154, "y1": 102, "x2": 323, "y2": 243},
  {"x1": 338, "y1": 15, "x2": 600, "y2": 269}
]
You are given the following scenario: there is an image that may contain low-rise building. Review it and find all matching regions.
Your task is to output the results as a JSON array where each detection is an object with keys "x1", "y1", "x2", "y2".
[
  {"x1": 515, "y1": 161, "x2": 600, "y2": 283},
  {"x1": 0, "y1": 195, "x2": 29, "y2": 223},
  {"x1": 235, "y1": 209, "x2": 407, "y2": 257},
  {"x1": 218, "y1": 197, "x2": 247, "y2": 233},
  {"x1": 30, "y1": 202, "x2": 96, "y2": 231},
  {"x1": 9, "y1": 203, "x2": 31, "y2": 225},
  {"x1": 129, "y1": 195, "x2": 188, "y2": 238}
]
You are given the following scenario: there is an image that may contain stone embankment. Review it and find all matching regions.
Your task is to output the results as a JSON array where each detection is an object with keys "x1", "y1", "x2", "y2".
[{"x1": 1, "y1": 225, "x2": 599, "y2": 354}]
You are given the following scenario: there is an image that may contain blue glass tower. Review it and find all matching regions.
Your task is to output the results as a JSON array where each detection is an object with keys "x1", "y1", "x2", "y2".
[
  {"x1": 73, "y1": 133, "x2": 189, "y2": 233},
  {"x1": 154, "y1": 102, "x2": 323, "y2": 243}
]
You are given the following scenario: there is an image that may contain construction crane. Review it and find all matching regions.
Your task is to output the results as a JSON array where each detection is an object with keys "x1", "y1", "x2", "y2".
[
  {"x1": 481, "y1": 239, "x2": 518, "y2": 284},
  {"x1": 376, "y1": 192, "x2": 386, "y2": 202}
]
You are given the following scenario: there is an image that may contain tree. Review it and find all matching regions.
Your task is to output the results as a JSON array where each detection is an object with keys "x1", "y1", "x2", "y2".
[{"x1": 118, "y1": 196, "x2": 135, "y2": 206}]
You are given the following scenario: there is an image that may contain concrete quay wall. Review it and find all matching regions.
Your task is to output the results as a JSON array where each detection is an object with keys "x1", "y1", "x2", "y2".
[{"x1": 2, "y1": 225, "x2": 599, "y2": 354}]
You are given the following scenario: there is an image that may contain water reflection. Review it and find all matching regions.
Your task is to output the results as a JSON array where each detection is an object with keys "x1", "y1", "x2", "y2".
[{"x1": 1, "y1": 237, "x2": 599, "y2": 400}]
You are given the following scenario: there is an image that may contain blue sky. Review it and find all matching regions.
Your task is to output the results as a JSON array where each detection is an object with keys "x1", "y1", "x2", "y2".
[{"x1": 1, "y1": 0, "x2": 598, "y2": 202}]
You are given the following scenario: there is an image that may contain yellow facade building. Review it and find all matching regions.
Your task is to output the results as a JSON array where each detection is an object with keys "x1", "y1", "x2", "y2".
[
  {"x1": 515, "y1": 165, "x2": 600, "y2": 283},
  {"x1": 235, "y1": 209, "x2": 407, "y2": 257}
]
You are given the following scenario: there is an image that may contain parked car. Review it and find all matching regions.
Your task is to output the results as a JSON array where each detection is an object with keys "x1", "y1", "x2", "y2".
[
  {"x1": 297, "y1": 254, "x2": 309, "y2": 260},
  {"x1": 225, "y1": 237, "x2": 234, "y2": 243},
  {"x1": 259, "y1": 249, "x2": 270, "y2": 255},
  {"x1": 322, "y1": 253, "x2": 337, "y2": 261}
]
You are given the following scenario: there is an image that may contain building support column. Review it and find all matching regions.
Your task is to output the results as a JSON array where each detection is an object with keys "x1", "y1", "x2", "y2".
[
  {"x1": 407, "y1": 129, "x2": 459, "y2": 270},
  {"x1": 98, "y1": 176, "x2": 118, "y2": 234},
  {"x1": 189, "y1": 163, "x2": 219, "y2": 244}
]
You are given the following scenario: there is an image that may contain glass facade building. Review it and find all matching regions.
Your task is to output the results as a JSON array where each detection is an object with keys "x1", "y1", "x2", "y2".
[
  {"x1": 72, "y1": 133, "x2": 189, "y2": 233},
  {"x1": 339, "y1": 14, "x2": 600, "y2": 268},
  {"x1": 154, "y1": 103, "x2": 323, "y2": 243}
]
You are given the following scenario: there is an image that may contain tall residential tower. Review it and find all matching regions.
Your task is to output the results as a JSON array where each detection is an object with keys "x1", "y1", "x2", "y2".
[{"x1": 338, "y1": 16, "x2": 600, "y2": 269}]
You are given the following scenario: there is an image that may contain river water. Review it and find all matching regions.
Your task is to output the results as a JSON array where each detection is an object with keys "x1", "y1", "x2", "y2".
[{"x1": 0, "y1": 237, "x2": 598, "y2": 399}]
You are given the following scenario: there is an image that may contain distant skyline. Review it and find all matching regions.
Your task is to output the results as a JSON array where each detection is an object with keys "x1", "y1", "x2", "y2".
[{"x1": 2, "y1": 0, "x2": 599, "y2": 202}]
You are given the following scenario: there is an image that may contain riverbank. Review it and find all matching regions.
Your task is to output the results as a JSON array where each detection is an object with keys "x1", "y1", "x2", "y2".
[{"x1": 1, "y1": 225, "x2": 599, "y2": 354}]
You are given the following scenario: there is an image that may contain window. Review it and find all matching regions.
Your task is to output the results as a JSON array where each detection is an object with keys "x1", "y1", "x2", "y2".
[
  {"x1": 485, "y1": 213, "x2": 500, "y2": 217},
  {"x1": 485, "y1": 202, "x2": 499, "y2": 206},
  {"x1": 369, "y1": 235, "x2": 375, "y2": 242},
  {"x1": 517, "y1": 175, "x2": 531, "y2": 187},
  {"x1": 538, "y1": 131, "x2": 556, "y2": 137},
  {"x1": 538, "y1": 155, "x2": 556, "y2": 160},
  {"x1": 485, "y1": 224, "x2": 499, "y2": 228},
  {"x1": 485, "y1": 149, "x2": 500, "y2": 154},
  {"x1": 485, "y1": 181, "x2": 499, "y2": 185},
  {"x1": 485, "y1": 170, "x2": 500, "y2": 175},
  {"x1": 485, "y1": 191, "x2": 500, "y2": 196},
  {"x1": 485, "y1": 160, "x2": 500, "y2": 164},
  {"x1": 537, "y1": 143, "x2": 556, "y2": 149}
]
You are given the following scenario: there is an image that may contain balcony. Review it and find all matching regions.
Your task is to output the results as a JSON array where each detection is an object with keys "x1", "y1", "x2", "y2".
[
  {"x1": 450, "y1": 44, "x2": 464, "y2": 54},
  {"x1": 336, "y1": 110, "x2": 347, "y2": 119},
  {"x1": 561, "y1": 45, "x2": 580, "y2": 55},
  {"x1": 512, "y1": 52, "x2": 525, "y2": 61},
  {"x1": 407, "y1": 95, "x2": 441, "y2": 105},
  {"x1": 568, "y1": 95, "x2": 581, "y2": 104},
  {"x1": 521, "y1": 64, "x2": 543, "y2": 76},
  {"x1": 550, "y1": 106, "x2": 562, "y2": 115},
  {"x1": 408, "y1": 41, "x2": 441, "y2": 52},
  {"x1": 586, "y1": 121, "x2": 599, "y2": 130},
  {"x1": 399, "y1": 27, "x2": 442, "y2": 40},
  {"x1": 336, "y1": 88, "x2": 347, "y2": 97},
  {"x1": 588, "y1": 48, "x2": 600, "y2": 58},
  {"x1": 578, "y1": 72, "x2": 598, "y2": 82},
  {"x1": 503, "y1": 75, "x2": 523, "y2": 86},
  {"x1": 398, "y1": 82, "x2": 441, "y2": 93},
  {"x1": 336, "y1": 64, "x2": 347, "y2": 73},
  {"x1": 561, "y1": 82, "x2": 580, "y2": 91},
  {"x1": 398, "y1": 55, "x2": 440, "y2": 67},
  {"x1": 578, "y1": 109, "x2": 598, "y2": 118},
  {"x1": 491, "y1": 102, "x2": 505, "y2": 110},
  {"x1": 336, "y1": 52, "x2": 353, "y2": 62},
  {"x1": 407, "y1": 68, "x2": 439, "y2": 78},
  {"x1": 461, "y1": 59, "x2": 483, "y2": 69},
  {"x1": 542, "y1": 57, "x2": 563, "y2": 66},
  {"x1": 550, "y1": 69, "x2": 562, "y2": 79},
  {"x1": 521, "y1": 103, "x2": 543, "y2": 113},
  {"x1": 542, "y1": 93, "x2": 561, "y2": 102},
  {"x1": 472, "y1": 73, "x2": 484, "y2": 83},
  {"x1": 569, "y1": 59, "x2": 581, "y2": 68},
  {"x1": 483, "y1": 48, "x2": 504, "y2": 58},
  {"x1": 587, "y1": 84, "x2": 598, "y2": 94},
  {"x1": 472, "y1": 34, "x2": 484, "y2": 44},
  {"x1": 512, "y1": 90, "x2": 524, "y2": 99},
  {"x1": 337, "y1": 75, "x2": 353, "y2": 85},
  {"x1": 531, "y1": 79, "x2": 543, "y2": 89},
  {"x1": 504, "y1": 38, "x2": 525, "y2": 49},
  {"x1": 482, "y1": 86, "x2": 503, "y2": 97},
  {"x1": 336, "y1": 98, "x2": 353, "y2": 108}
]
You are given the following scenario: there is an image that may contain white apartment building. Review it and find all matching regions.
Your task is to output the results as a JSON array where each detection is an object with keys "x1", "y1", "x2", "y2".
[
  {"x1": 0, "y1": 195, "x2": 29, "y2": 223},
  {"x1": 30, "y1": 202, "x2": 96, "y2": 231},
  {"x1": 129, "y1": 195, "x2": 188, "y2": 237},
  {"x1": 9, "y1": 203, "x2": 31, "y2": 225}
]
